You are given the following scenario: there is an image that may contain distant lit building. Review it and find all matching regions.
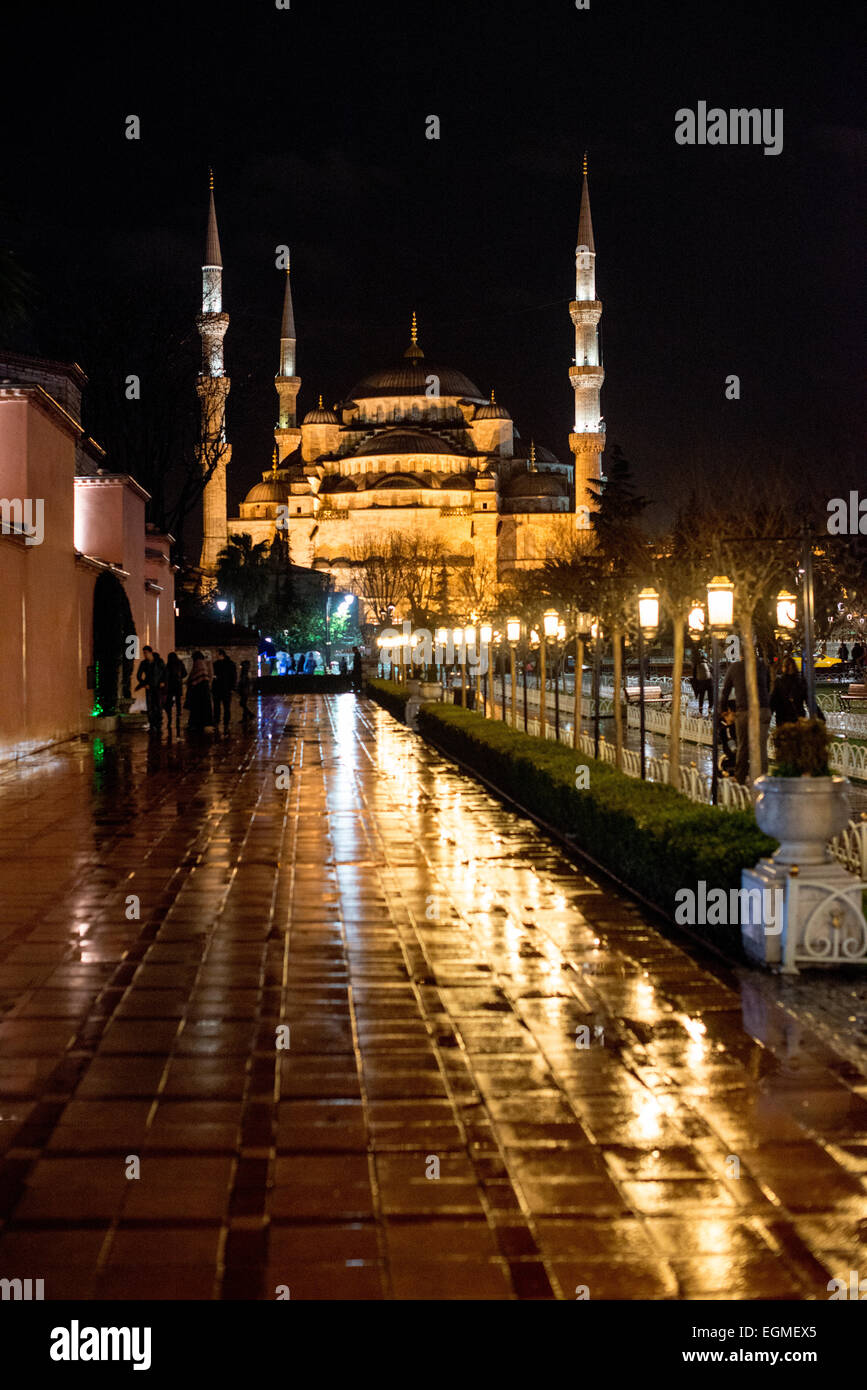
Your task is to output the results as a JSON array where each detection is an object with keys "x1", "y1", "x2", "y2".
[{"x1": 195, "y1": 163, "x2": 606, "y2": 612}]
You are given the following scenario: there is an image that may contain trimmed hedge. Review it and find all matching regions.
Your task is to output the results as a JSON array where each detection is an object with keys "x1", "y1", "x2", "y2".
[
  {"x1": 365, "y1": 678, "x2": 411, "y2": 721},
  {"x1": 417, "y1": 703, "x2": 777, "y2": 956}
]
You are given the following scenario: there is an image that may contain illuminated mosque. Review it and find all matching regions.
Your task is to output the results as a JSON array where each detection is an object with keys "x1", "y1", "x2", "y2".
[{"x1": 195, "y1": 160, "x2": 605, "y2": 610}]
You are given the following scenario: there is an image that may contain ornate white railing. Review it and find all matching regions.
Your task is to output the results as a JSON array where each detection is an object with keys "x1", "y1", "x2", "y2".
[
  {"x1": 829, "y1": 817, "x2": 867, "y2": 878},
  {"x1": 829, "y1": 741, "x2": 867, "y2": 780},
  {"x1": 826, "y1": 711, "x2": 867, "y2": 737}
]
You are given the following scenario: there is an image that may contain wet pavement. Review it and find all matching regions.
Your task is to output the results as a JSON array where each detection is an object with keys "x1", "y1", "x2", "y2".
[{"x1": 0, "y1": 693, "x2": 865, "y2": 1300}]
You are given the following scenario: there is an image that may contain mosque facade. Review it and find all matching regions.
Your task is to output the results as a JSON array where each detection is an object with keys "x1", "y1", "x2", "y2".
[{"x1": 195, "y1": 162, "x2": 605, "y2": 614}]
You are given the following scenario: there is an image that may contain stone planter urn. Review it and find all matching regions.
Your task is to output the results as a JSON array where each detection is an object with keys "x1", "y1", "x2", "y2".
[
  {"x1": 417, "y1": 681, "x2": 443, "y2": 701},
  {"x1": 92, "y1": 714, "x2": 119, "y2": 735},
  {"x1": 742, "y1": 774, "x2": 867, "y2": 971},
  {"x1": 753, "y1": 774, "x2": 851, "y2": 864}
]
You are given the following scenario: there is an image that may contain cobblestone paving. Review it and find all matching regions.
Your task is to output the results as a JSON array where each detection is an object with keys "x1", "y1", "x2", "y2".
[{"x1": 0, "y1": 695, "x2": 865, "y2": 1300}]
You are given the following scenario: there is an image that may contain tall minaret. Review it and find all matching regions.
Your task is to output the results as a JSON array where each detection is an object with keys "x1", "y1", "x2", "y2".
[
  {"x1": 275, "y1": 256, "x2": 301, "y2": 461},
  {"x1": 569, "y1": 153, "x2": 605, "y2": 511},
  {"x1": 197, "y1": 169, "x2": 231, "y2": 578}
]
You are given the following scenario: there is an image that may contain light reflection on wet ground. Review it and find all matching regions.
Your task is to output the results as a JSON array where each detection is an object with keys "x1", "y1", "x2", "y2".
[{"x1": 0, "y1": 694, "x2": 863, "y2": 1299}]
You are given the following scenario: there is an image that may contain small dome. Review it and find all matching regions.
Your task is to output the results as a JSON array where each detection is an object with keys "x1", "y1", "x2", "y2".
[
  {"x1": 244, "y1": 479, "x2": 287, "y2": 504},
  {"x1": 475, "y1": 391, "x2": 511, "y2": 421},
  {"x1": 440, "y1": 470, "x2": 476, "y2": 488},
  {"x1": 303, "y1": 395, "x2": 339, "y2": 425},
  {"x1": 505, "y1": 471, "x2": 567, "y2": 499},
  {"x1": 352, "y1": 427, "x2": 466, "y2": 458}
]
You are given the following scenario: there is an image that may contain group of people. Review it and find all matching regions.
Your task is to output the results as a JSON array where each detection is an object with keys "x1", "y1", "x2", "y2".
[
  {"x1": 713, "y1": 652, "x2": 819, "y2": 785},
  {"x1": 838, "y1": 642, "x2": 865, "y2": 677},
  {"x1": 134, "y1": 647, "x2": 253, "y2": 735}
]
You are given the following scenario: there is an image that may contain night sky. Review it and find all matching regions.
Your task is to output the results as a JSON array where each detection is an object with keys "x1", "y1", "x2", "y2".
[{"x1": 1, "y1": 0, "x2": 862, "y2": 533}]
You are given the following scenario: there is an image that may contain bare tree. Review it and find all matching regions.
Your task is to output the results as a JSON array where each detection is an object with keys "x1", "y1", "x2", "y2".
[
  {"x1": 348, "y1": 532, "x2": 407, "y2": 628},
  {"x1": 401, "y1": 528, "x2": 448, "y2": 627}
]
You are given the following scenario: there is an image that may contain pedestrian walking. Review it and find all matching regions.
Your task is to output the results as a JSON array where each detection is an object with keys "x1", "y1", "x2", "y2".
[
  {"x1": 720, "y1": 651, "x2": 771, "y2": 784},
  {"x1": 135, "y1": 645, "x2": 166, "y2": 734},
  {"x1": 692, "y1": 653, "x2": 714, "y2": 716},
  {"x1": 352, "y1": 645, "x2": 363, "y2": 694},
  {"x1": 839, "y1": 641, "x2": 849, "y2": 673},
  {"x1": 163, "y1": 652, "x2": 186, "y2": 735},
  {"x1": 770, "y1": 656, "x2": 808, "y2": 727},
  {"x1": 185, "y1": 650, "x2": 213, "y2": 731},
  {"x1": 238, "y1": 659, "x2": 253, "y2": 722},
  {"x1": 212, "y1": 647, "x2": 237, "y2": 730},
  {"x1": 852, "y1": 641, "x2": 864, "y2": 678},
  {"x1": 717, "y1": 701, "x2": 737, "y2": 778}
]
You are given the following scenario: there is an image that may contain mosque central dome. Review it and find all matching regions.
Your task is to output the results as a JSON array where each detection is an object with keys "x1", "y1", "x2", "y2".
[{"x1": 346, "y1": 361, "x2": 484, "y2": 401}]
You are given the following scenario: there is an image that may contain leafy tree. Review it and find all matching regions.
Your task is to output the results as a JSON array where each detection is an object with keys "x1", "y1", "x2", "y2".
[{"x1": 215, "y1": 533, "x2": 271, "y2": 625}]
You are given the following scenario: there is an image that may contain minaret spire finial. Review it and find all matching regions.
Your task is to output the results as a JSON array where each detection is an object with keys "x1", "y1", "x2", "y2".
[
  {"x1": 490, "y1": 388, "x2": 495, "y2": 403},
  {"x1": 209, "y1": 166, "x2": 214, "y2": 191},
  {"x1": 582, "y1": 150, "x2": 588, "y2": 178}
]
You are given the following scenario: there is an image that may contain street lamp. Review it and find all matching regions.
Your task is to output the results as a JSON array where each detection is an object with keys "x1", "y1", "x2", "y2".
[
  {"x1": 435, "y1": 627, "x2": 448, "y2": 693},
  {"x1": 688, "y1": 602, "x2": 706, "y2": 637},
  {"x1": 506, "y1": 617, "x2": 521, "y2": 729},
  {"x1": 480, "y1": 622, "x2": 493, "y2": 716},
  {"x1": 540, "y1": 608, "x2": 559, "y2": 740},
  {"x1": 590, "y1": 618, "x2": 602, "y2": 758},
  {"x1": 776, "y1": 590, "x2": 797, "y2": 631},
  {"x1": 636, "y1": 587, "x2": 660, "y2": 780},
  {"x1": 465, "y1": 624, "x2": 477, "y2": 709},
  {"x1": 453, "y1": 628, "x2": 465, "y2": 707},
  {"x1": 573, "y1": 610, "x2": 593, "y2": 749},
  {"x1": 707, "y1": 576, "x2": 734, "y2": 805}
]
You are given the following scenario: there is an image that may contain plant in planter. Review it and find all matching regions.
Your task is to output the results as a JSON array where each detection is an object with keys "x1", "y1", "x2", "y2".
[
  {"x1": 771, "y1": 718, "x2": 831, "y2": 778},
  {"x1": 756, "y1": 719, "x2": 848, "y2": 864}
]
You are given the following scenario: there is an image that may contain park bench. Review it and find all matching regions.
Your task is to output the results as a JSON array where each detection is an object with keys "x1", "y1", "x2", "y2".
[
  {"x1": 624, "y1": 685, "x2": 670, "y2": 709},
  {"x1": 841, "y1": 683, "x2": 867, "y2": 709}
]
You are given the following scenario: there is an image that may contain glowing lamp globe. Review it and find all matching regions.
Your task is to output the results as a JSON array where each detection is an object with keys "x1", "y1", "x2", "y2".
[
  {"x1": 776, "y1": 590, "x2": 797, "y2": 631},
  {"x1": 706, "y1": 576, "x2": 734, "y2": 633},
  {"x1": 637, "y1": 587, "x2": 659, "y2": 634}
]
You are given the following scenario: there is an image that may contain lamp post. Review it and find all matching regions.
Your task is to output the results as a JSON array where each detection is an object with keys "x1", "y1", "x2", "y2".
[
  {"x1": 453, "y1": 627, "x2": 464, "y2": 707},
  {"x1": 591, "y1": 619, "x2": 602, "y2": 758},
  {"x1": 636, "y1": 587, "x2": 660, "y2": 780},
  {"x1": 435, "y1": 627, "x2": 448, "y2": 696},
  {"x1": 506, "y1": 618, "x2": 521, "y2": 728},
  {"x1": 799, "y1": 524, "x2": 818, "y2": 718},
  {"x1": 465, "y1": 623, "x2": 477, "y2": 710},
  {"x1": 499, "y1": 632, "x2": 507, "y2": 720},
  {"x1": 480, "y1": 623, "x2": 493, "y2": 717},
  {"x1": 707, "y1": 576, "x2": 734, "y2": 805},
  {"x1": 541, "y1": 608, "x2": 559, "y2": 741},
  {"x1": 573, "y1": 611, "x2": 592, "y2": 749},
  {"x1": 522, "y1": 634, "x2": 529, "y2": 731},
  {"x1": 553, "y1": 619, "x2": 566, "y2": 743}
]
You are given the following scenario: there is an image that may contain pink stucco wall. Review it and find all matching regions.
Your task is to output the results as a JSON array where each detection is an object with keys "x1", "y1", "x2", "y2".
[{"x1": 0, "y1": 388, "x2": 176, "y2": 760}]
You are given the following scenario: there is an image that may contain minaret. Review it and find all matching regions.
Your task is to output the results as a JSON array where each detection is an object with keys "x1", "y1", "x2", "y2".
[
  {"x1": 197, "y1": 169, "x2": 231, "y2": 578},
  {"x1": 275, "y1": 255, "x2": 302, "y2": 461},
  {"x1": 569, "y1": 153, "x2": 605, "y2": 511}
]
